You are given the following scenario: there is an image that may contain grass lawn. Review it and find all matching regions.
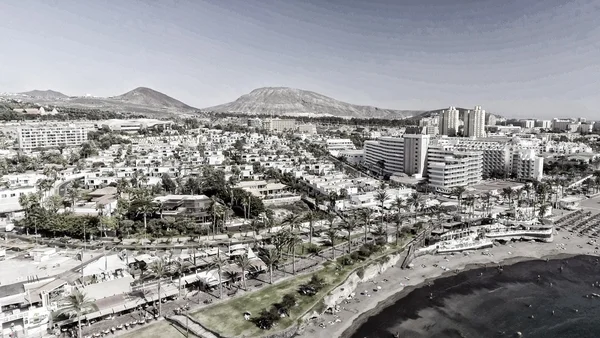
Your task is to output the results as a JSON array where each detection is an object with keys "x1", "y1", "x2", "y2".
[
  {"x1": 119, "y1": 320, "x2": 197, "y2": 338},
  {"x1": 192, "y1": 238, "x2": 411, "y2": 337}
]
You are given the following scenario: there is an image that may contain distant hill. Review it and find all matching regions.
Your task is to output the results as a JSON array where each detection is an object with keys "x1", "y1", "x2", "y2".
[
  {"x1": 111, "y1": 87, "x2": 195, "y2": 110},
  {"x1": 204, "y1": 87, "x2": 423, "y2": 119},
  {"x1": 20, "y1": 90, "x2": 69, "y2": 99}
]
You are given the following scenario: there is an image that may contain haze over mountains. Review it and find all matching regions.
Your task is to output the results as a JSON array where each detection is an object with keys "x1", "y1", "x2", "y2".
[
  {"x1": 6, "y1": 87, "x2": 198, "y2": 117},
  {"x1": 5, "y1": 86, "x2": 502, "y2": 120},
  {"x1": 205, "y1": 87, "x2": 423, "y2": 119}
]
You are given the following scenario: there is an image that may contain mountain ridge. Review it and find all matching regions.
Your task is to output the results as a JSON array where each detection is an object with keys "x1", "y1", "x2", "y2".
[
  {"x1": 204, "y1": 87, "x2": 423, "y2": 119},
  {"x1": 111, "y1": 87, "x2": 195, "y2": 110},
  {"x1": 20, "y1": 90, "x2": 69, "y2": 99}
]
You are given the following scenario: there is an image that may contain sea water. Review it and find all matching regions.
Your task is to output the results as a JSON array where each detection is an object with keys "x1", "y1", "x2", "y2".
[{"x1": 348, "y1": 255, "x2": 600, "y2": 338}]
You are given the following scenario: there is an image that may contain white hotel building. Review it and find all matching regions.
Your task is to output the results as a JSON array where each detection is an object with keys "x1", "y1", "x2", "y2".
[
  {"x1": 17, "y1": 124, "x2": 90, "y2": 151},
  {"x1": 364, "y1": 133, "x2": 544, "y2": 192}
]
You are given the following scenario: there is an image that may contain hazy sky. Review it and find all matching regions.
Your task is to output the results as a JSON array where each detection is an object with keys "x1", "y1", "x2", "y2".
[{"x1": 1, "y1": 0, "x2": 599, "y2": 118}]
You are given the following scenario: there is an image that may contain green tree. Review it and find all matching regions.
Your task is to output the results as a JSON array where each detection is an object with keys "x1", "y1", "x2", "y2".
[
  {"x1": 258, "y1": 247, "x2": 279, "y2": 284},
  {"x1": 149, "y1": 258, "x2": 168, "y2": 316},
  {"x1": 58, "y1": 290, "x2": 95, "y2": 338}
]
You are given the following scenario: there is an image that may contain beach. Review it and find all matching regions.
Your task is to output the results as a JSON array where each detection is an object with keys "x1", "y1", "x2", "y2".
[{"x1": 295, "y1": 229, "x2": 599, "y2": 338}]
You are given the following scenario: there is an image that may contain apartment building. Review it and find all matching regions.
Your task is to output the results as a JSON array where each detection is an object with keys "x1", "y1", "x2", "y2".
[
  {"x1": 535, "y1": 120, "x2": 552, "y2": 129},
  {"x1": 338, "y1": 149, "x2": 364, "y2": 165},
  {"x1": 438, "y1": 107, "x2": 460, "y2": 136},
  {"x1": 326, "y1": 139, "x2": 356, "y2": 155},
  {"x1": 364, "y1": 137, "x2": 404, "y2": 175},
  {"x1": 512, "y1": 149, "x2": 543, "y2": 181},
  {"x1": 403, "y1": 134, "x2": 430, "y2": 177},
  {"x1": 464, "y1": 106, "x2": 486, "y2": 138},
  {"x1": 427, "y1": 150, "x2": 483, "y2": 193},
  {"x1": 262, "y1": 118, "x2": 296, "y2": 132},
  {"x1": 17, "y1": 124, "x2": 90, "y2": 151}
]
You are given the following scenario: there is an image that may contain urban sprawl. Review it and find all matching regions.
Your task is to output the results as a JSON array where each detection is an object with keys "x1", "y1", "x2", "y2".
[{"x1": 1, "y1": 104, "x2": 600, "y2": 338}]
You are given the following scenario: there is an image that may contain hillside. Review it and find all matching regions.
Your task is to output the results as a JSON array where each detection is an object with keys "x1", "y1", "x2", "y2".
[
  {"x1": 204, "y1": 87, "x2": 422, "y2": 119},
  {"x1": 20, "y1": 90, "x2": 69, "y2": 99},
  {"x1": 111, "y1": 87, "x2": 194, "y2": 110}
]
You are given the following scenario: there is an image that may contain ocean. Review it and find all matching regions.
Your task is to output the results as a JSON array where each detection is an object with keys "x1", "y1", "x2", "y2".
[{"x1": 347, "y1": 255, "x2": 600, "y2": 338}]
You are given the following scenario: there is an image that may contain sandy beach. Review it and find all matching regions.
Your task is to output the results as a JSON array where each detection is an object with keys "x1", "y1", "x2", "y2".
[{"x1": 296, "y1": 229, "x2": 600, "y2": 338}]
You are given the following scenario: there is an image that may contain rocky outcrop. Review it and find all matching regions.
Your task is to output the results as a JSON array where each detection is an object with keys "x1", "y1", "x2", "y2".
[{"x1": 321, "y1": 253, "x2": 402, "y2": 310}]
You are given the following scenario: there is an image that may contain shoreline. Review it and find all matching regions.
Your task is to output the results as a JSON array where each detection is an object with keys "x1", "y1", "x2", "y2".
[{"x1": 294, "y1": 231, "x2": 599, "y2": 338}]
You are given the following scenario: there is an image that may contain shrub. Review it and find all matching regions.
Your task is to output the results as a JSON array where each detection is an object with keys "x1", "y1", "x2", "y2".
[
  {"x1": 281, "y1": 293, "x2": 297, "y2": 311},
  {"x1": 305, "y1": 243, "x2": 320, "y2": 254},
  {"x1": 299, "y1": 274, "x2": 327, "y2": 296},
  {"x1": 253, "y1": 306, "x2": 280, "y2": 330},
  {"x1": 350, "y1": 252, "x2": 360, "y2": 261},
  {"x1": 356, "y1": 267, "x2": 365, "y2": 279},
  {"x1": 337, "y1": 256, "x2": 353, "y2": 266}
]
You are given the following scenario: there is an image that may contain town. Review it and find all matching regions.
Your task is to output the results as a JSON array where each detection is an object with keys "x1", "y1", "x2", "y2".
[{"x1": 1, "y1": 100, "x2": 600, "y2": 338}]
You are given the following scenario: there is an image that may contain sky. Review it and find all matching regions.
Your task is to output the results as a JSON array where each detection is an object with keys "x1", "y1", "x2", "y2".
[{"x1": 1, "y1": 0, "x2": 599, "y2": 119}]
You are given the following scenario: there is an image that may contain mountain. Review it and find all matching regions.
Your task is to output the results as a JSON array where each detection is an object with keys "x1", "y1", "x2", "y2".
[
  {"x1": 20, "y1": 90, "x2": 69, "y2": 99},
  {"x1": 204, "y1": 87, "x2": 423, "y2": 119},
  {"x1": 111, "y1": 87, "x2": 194, "y2": 110}
]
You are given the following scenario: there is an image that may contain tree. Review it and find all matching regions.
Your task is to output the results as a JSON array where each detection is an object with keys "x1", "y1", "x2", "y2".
[
  {"x1": 452, "y1": 186, "x2": 466, "y2": 212},
  {"x1": 303, "y1": 211, "x2": 315, "y2": 244},
  {"x1": 130, "y1": 188, "x2": 156, "y2": 230},
  {"x1": 209, "y1": 253, "x2": 228, "y2": 299},
  {"x1": 287, "y1": 233, "x2": 302, "y2": 275},
  {"x1": 258, "y1": 248, "x2": 279, "y2": 284},
  {"x1": 149, "y1": 258, "x2": 169, "y2": 316},
  {"x1": 58, "y1": 290, "x2": 95, "y2": 338},
  {"x1": 66, "y1": 186, "x2": 80, "y2": 210},
  {"x1": 172, "y1": 260, "x2": 193, "y2": 297},
  {"x1": 45, "y1": 194, "x2": 63, "y2": 214},
  {"x1": 161, "y1": 173, "x2": 177, "y2": 193},
  {"x1": 236, "y1": 254, "x2": 252, "y2": 290},
  {"x1": 282, "y1": 213, "x2": 303, "y2": 233},
  {"x1": 341, "y1": 216, "x2": 358, "y2": 253},
  {"x1": 323, "y1": 224, "x2": 339, "y2": 260},
  {"x1": 360, "y1": 208, "x2": 373, "y2": 243},
  {"x1": 374, "y1": 190, "x2": 390, "y2": 236}
]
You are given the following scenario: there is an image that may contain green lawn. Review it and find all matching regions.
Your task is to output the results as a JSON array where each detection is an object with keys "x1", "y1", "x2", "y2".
[
  {"x1": 120, "y1": 321, "x2": 197, "y2": 338},
  {"x1": 192, "y1": 238, "x2": 411, "y2": 337}
]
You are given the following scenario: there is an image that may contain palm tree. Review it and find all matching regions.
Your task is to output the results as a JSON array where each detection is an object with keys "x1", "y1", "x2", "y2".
[
  {"x1": 283, "y1": 213, "x2": 303, "y2": 233},
  {"x1": 258, "y1": 248, "x2": 278, "y2": 284},
  {"x1": 342, "y1": 217, "x2": 358, "y2": 253},
  {"x1": 501, "y1": 187, "x2": 513, "y2": 204},
  {"x1": 58, "y1": 290, "x2": 95, "y2": 338},
  {"x1": 172, "y1": 260, "x2": 192, "y2": 297},
  {"x1": 149, "y1": 258, "x2": 168, "y2": 316},
  {"x1": 374, "y1": 190, "x2": 390, "y2": 229},
  {"x1": 209, "y1": 253, "x2": 228, "y2": 299},
  {"x1": 323, "y1": 224, "x2": 339, "y2": 260},
  {"x1": 286, "y1": 232, "x2": 302, "y2": 275},
  {"x1": 359, "y1": 208, "x2": 373, "y2": 243},
  {"x1": 303, "y1": 210, "x2": 315, "y2": 244},
  {"x1": 66, "y1": 186, "x2": 80, "y2": 211},
  {"x1": 235, "y1": 254, "x2": 252, "y2": 290},
  {"x1": 452, "y1": 186, "x2": 466, "y2": 212}
]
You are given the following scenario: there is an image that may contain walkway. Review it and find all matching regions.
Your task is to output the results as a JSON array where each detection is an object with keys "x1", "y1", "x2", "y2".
[{"x1": 168, "y1": 315, "x2": 218, "y2": 338}]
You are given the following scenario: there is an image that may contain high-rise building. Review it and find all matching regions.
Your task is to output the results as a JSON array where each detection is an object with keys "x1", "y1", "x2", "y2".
[
  {"x1": 464, "y1": 106, "x2": 486, "y2": 138},
  {"x1": 364, "y1": 137, "x2": 404, "y2": 175},
  {"x1": 427, "y1": 147, "x2": 483, "y2": 193},
  {"x1": 519, "y1": 120, "x2": 535, "y2": 128},
  {"x1": 534, "y1": 120, "x2": 552, "y2": 129},
  {"x1": 438, "y1": 106, "x2": 460, "y2": 136},
  {"x1": 17, "y1": 124, "x2": 90, "y2": 152},
  {"x1": 487, "y1": 114, "x2": 497, "y2": 127},
  {"x1": 403, "y1": 133, "x2": 430, "y2": 177},
  {"x1": 512, "y1": 149, "x2": 543, "y2": 181}
]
